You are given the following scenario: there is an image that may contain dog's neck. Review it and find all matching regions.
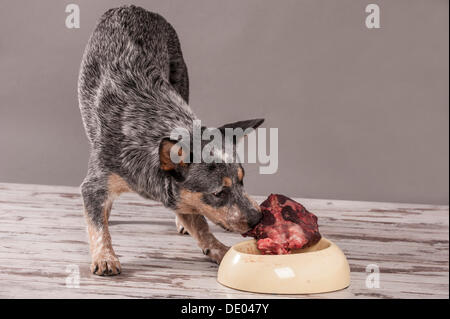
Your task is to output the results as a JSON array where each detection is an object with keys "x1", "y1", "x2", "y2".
[{"x1": 119, "y1": 83, "x2": 195, "y2": 208}]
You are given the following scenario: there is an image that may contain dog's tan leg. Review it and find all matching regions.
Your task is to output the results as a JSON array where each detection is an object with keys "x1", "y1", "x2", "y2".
[
  {"x1": 85, "y1": 201, "x2": 121, "y2": 275},
  {"x1": 175, "y1": 213, "x2": 229, "y2": 264},
  {"x1": 82, "y1": 173, "x2": 130, "y2": 276}
]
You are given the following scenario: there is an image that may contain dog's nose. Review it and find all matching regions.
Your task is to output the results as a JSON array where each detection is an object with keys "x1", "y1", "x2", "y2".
[{"x1": 247, "y1": 210, "x2": 262, "y2": 228}]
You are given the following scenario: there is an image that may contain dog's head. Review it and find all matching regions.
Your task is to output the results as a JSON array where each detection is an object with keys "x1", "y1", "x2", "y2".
[{"x1": 159, "y1": 118, "x2": 264, "y2": 233}]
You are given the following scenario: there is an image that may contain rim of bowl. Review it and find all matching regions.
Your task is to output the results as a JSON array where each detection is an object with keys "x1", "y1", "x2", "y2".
[{"x1": 231, "y1": 237, "x2": 333, "y2": 257}]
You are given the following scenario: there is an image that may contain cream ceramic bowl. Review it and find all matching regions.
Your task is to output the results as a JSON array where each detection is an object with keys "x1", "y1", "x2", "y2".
[{"x1": 217, "y1": 237, "x2": 350, "y2": 294}]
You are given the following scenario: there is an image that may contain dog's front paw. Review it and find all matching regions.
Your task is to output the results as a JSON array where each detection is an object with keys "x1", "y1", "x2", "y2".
[
  {"x1": 202, "y1": 243, "x2": 229, "y2": 264},
  {"x1": 91, "y1": 253, "x2": 121, "y2": 276}
]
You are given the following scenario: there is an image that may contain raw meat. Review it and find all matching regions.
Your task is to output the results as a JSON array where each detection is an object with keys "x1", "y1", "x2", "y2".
[{"x1": 243, "y1": 194, "x2": 321, "y2": 255}]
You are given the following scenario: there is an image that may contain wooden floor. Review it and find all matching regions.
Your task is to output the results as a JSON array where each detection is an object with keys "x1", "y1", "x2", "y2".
[{"x1": 0, "y1": 182, "x2": 448, "y2": 299}]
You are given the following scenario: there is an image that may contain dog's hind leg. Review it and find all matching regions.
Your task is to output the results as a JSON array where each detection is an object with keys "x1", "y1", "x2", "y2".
[
  {"x1": 81, "y1": 165, "x2": 130, "y2": 276},
  {"x1": 175, "y1": 214, "x2": 229, "y2": 264}
]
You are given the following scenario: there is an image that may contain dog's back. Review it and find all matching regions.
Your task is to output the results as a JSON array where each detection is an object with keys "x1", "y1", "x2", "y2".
[{"x1": 78, "y1": 5, "x2": 190, "y2": 145}]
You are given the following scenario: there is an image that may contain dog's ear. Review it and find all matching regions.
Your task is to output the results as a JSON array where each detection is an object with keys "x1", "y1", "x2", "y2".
[
  {"x1": 159, "y1": 138, "x2": 189, "y2": 172},
  {"x1": 219, "y1": 118, "x2": 264, "y2": 144},
  {"x1": 219, "y1": 118, "x2": 264, "y2": 132}
]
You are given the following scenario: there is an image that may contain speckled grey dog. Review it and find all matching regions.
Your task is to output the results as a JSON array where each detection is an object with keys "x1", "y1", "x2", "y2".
[{"x1": 78, "y1": 5, "x2": 263, "y2": 276}]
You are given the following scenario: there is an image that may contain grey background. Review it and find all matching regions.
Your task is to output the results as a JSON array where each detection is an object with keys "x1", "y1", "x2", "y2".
[{"x1": 0, "y1": 0, "x2": 448, "y2": 204}]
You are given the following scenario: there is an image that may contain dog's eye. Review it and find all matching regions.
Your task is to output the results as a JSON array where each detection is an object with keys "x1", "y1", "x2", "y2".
[
  {"x1": 212, "y1": 190, "x2": 224, "y2": 197},
  {"x1": 212, "y1": 187, "x2": 230, "y2": 198},
  {"x1": 212, "y1": 186, "x2": 230, "y2": 198}
]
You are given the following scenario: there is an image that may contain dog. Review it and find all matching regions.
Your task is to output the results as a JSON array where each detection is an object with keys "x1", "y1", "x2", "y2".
[{"x1": 78, "y1": 5, "x2": 264, "y2": 276}]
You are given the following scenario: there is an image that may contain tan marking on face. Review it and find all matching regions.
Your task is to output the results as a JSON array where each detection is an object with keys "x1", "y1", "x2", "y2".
[
  {"x1": 237, "y1": 167, "x2": 244, "y2": 181},
  {"x1": 223, "y1": 177, "x2": 232, "y2": 187},
  {"x1": 176, "y1": 189, "x2": 249, "y2": 232}
]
